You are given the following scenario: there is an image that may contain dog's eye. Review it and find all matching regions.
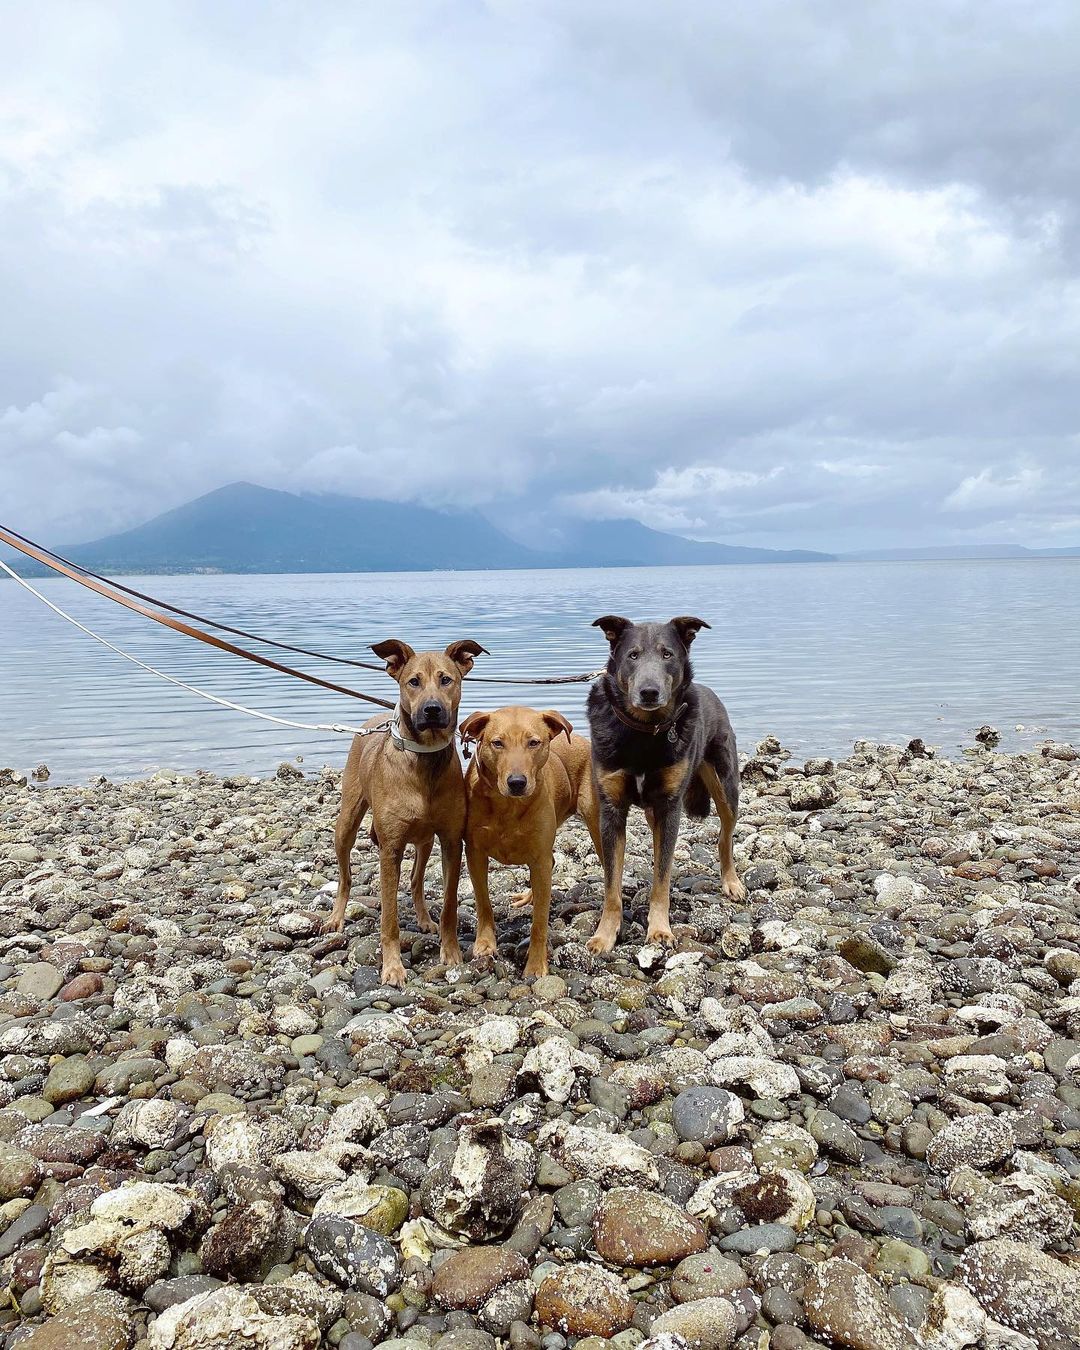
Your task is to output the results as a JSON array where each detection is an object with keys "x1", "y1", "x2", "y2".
[
  {"x1": 661, "y1": 648, "x2": 674, "y2": 660},
  {"x1": 407, "y1": 676, "x2": 421, "y2": 687},
  {"x1": 528, "y1": 738, "x2": 542, "y2": 748},
  {"x1": 628, "y1": 650, "x2": 640, "y2": 661},
  {"x1": 439, "y1": 673, "x2": 453, "y2": 686},
  {"x1": 490, "y1": 739, "x2": 504, "y2": 749}
]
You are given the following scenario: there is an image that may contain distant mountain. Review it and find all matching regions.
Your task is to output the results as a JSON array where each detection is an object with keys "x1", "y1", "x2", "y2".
[
  {"x1": 550, "y1": 517, "x2": 832, "y2": 566},
  {"x1": 842, "y1": 543, "x2": 1080, "y2": 561},
  {"x1": 24, "y1": 483, "x2": 538, "y2": 574},
  {"x1": 4, "y1": 482, "x2": 836, "y2": 575}
]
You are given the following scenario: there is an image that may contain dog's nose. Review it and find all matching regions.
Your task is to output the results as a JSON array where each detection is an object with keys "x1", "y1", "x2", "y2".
[
  {"x1": 638, "y1": 686, "x2": 661, "y2": 707},
  {"x1": 419, "y1": 700, "x2": 447, "y2": 726},
  {"x1": 506, "y1": 774, "x2": 528, "y2": 796}
]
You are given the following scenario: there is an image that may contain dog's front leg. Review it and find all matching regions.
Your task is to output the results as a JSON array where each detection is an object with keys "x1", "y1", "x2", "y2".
[
  {"x1": 438, "y1": 833, "x2": 463, "y2": 968},
  {"x1": 587, "y1": 769, "x2": 630, "y2": 954},
  {"x1": 645, "y1": 794, "x2": 683, "y2": 947},
  {"x1": 466, "y1": 843, "x2": 497, "y2": 961},
  {"x1": 523, "y1": 856, "x2": 553, "y2": 978},
  {"x1": 410, "y1": 836, "x2": 437, "y2": 934},
  {"x1": 378, "y1": 840, "x2": 407, "y2": 988}
]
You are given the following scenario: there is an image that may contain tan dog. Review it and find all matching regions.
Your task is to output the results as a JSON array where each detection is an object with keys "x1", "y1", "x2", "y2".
[
  {"x1": 460, "y1": 706, "x2": 603, "y2": 978},
  {"x1": 328, "y1": 638, "x2": 486, "y2": 987}
]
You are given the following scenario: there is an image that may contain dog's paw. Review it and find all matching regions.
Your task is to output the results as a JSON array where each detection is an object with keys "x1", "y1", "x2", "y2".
[
  {"x1": 318, "y1": 912, "x2": 346, "y2": 936},
  {"x1": 472, "y1": 935, "x2": 498, "y2": 961},
  {"x1": 523, "y1": 953, "x2": 549, "y2": 979},
  {"x1": 440, "y1": 939, "x2": 463, "y2": 967},
  {"x1": 509, "y1": 889, "x2": 533, "y2": 910},
  {"x1": 645, "y1": 924, "x2": 676, "y2": 948},
  {"x1": 380, "y1": 959, "x2": 407, "y2": 989},
  {"x1": 415, "y1": 912, "x2": 439, "y2": 935},
  {"x1": 722, "y1": 873, "x2": 748, "y2": 902},
  {"x1": 586, "y1": 928, "x2": 618, "y2": 955}
]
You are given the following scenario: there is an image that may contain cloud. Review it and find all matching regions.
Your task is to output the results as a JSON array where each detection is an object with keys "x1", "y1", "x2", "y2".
[
  {"x1": 564, "y1": 465, "x2": 785, "y2": 532},
  {"x1": 2, "y1": 1, "x2": 1080, "y2": 549},
  {"x1": 944, "y1": 465, "x2": 1043, "y2": 511}
]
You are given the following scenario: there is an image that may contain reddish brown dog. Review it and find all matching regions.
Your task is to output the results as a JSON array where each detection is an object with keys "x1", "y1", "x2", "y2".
[
  {"x1": 460, "y1": 705, "x2": 602, "y2": 978},
  {"x1": 328, "y1": 638, "x2": 486, "y2": 987}
]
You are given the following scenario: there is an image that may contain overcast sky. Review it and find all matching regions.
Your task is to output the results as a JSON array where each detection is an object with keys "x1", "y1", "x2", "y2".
[{"x1": 2, "y1": 2, "x2": 1079, "y2": 551}]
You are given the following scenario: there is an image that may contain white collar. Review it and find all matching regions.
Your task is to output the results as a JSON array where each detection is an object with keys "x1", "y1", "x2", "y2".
[{"x1": 389, "y1": 705, "x2": 454, "y2": 754}]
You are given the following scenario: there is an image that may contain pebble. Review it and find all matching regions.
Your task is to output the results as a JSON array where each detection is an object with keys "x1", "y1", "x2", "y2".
[
  {"x1": 959, "y1": 1237, "x2": 1080, "y2": 1345},
  {"x1": 432, "y1": 1247, "x2": 531, "y2": 1310},
  {"x1": 593, "y1": 1188, "x2": 708, "y2": 1266},
  {"x1": 0, "y1": 741, "x2": 1077, "y2": 1348},
  {"x1": 649, "y1": 1297, "x2": 737, "y2": 1350},
  {"x1": 16, "y1": 963, "x2": 64, "y2": 1000},
  {"x1": 43, "y1": 1057, "x2": 97, "y2": 1105},
  {"x1": 718, "y1": 1224, "x2": 797, "y2": 1255},
  {"x1": 671, "y1": 1086, "x2": 745, "y2": 1147},
  {"x1": 535, "y1": 1264, "x2": 635, "y2": 1336},
  {"x1": 670, "y1": 1252, "x2": 749, "y2": 1301},
  {"x1": 804, "y1": 1258, "x2": 911, "y2": 1350},
  {"x1": 926, "y1": 1114, "x2": 1016, "y2": 1173},
  {"x1": 305, "y1": 1215, "x2": 403, "y2": 1296}
]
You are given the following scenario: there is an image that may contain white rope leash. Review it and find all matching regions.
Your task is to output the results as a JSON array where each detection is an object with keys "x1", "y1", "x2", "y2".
[{"x1": 0, "y1": 559, "x2": 375, "y2": 737}]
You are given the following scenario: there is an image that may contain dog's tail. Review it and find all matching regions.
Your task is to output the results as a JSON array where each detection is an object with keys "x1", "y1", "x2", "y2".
[{"x1": 684, "y1": 771, "x2": 711, "y2": 818}]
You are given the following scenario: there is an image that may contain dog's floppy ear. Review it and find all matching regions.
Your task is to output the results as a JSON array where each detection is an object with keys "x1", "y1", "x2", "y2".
[
  {"x1": 371, "y1": 639, "x2": 416, "y2": 677},
  {"x1": 459, "y1": 711, "x2": 491, "y2": 741},
  {"x1": 592, "y1": 615, "x2": 632, "y2": 645},
  {"x1": 445, "y1": 639, "x2": 489, "y2": 675},
  {"x1": 670, "y1": 616, "x2": 711, "y2": 647},
  {"x1": 541, "y1": 710, "x2": 573, "y2": 742}
]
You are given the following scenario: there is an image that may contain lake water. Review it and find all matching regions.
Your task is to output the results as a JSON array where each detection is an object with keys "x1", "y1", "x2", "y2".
[{"x1": 2, "y1": 560, "x2": 1078, "y2": 784}]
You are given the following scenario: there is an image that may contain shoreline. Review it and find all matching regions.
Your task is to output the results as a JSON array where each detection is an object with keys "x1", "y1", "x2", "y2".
[{"x1": 2, "y1": 737, "x2": 1079, "y2": 1348}]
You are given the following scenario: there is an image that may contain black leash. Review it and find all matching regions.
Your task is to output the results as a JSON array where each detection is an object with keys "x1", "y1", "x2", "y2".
[
  {"x1": 1, "y1": 523, "x2": 602, "y2": 688},
  {"x1": 0, "y1": 524, "x2": 396, "y2": 710}
]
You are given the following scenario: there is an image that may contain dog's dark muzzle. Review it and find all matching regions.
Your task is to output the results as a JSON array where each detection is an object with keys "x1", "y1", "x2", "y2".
[{"x1": 416, "y1": 701, "x2": 451, "y2": 730}]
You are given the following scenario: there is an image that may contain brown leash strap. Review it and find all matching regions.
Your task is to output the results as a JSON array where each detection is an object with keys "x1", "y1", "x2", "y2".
[
  {"x1": 0, "y1": 523, "x2": 387, "y2": 674},
  {"x1": 0, "y1": 524, "x2": 395, "y2": 710},
  {"x1": 0, "y1": 521, "x2": 607, "y2": 685}
]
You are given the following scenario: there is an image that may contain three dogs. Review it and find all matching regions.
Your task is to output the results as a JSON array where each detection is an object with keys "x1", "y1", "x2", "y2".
[{"x1": 329, "y1": 616, "x2": 743, "y2": 984}]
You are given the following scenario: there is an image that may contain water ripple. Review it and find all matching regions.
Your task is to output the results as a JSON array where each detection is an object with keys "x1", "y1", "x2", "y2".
[{"x1": 2, "y1": 560, "x2": 1077, "y2": 783}]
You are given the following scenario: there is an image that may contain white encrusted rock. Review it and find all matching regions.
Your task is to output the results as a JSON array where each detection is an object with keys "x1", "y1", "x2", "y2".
[
  {"x1": 149, "y1": 1285, "x2": 320, "y2": 1350},
  {"x1": 538, "y1": 1121, "x2": 661, "y2": 1189},
  {"x1": 519, "y1": 1037, "x2": 601, "y2": 1103}
]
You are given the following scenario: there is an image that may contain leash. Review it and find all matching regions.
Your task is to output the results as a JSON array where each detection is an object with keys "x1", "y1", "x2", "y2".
[
  {"x1": 0, "y1": 524, "x2": 602, "y2": 688},
  {"x1": 0, "y1": 523, "x2": 387, "y2": 672},
  {"x1": 0, "y1": 560, "x2": 387, "y2": 735},
  {"x1": 1, "y1": 561, "x2": 483, "y2": 753},
  {"x1": 0, "y1": 524, "x2": 395, "y2": 711}
]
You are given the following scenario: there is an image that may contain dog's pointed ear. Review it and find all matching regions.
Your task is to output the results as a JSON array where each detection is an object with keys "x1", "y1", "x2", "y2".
[
  {"x1": 592, "y1": 615, "x2": 632, "y2": 646},
  {"x1": 670, "y1": 616, "x2": 711, "y2": 647},
  {"x1": 370, "y1": 639, "x2": 415, "y2": 677},
  {"x1": 445, "y1": 639, "x2": 489, "y2": 675},
  {"x1": 459, "y1": 711, "x2": 491, "y2": 742},
  {"x1": 541, "y1": 710, "x2": 573, "y2": 742}
]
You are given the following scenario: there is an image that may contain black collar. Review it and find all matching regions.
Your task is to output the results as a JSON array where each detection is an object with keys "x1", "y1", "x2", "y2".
[{"x1": 602, "y1": 678, "x2": 688, "y2": 743}]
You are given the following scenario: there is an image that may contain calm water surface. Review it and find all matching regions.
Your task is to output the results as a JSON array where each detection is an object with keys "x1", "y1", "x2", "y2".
[{"x1": 2, "y1": 561, "x2": 1078, "y2": 784}]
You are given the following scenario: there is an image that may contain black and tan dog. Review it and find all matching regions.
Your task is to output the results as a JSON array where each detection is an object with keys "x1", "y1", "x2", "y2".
[
  {"x1": 585, "y1": 615, "x2": 745, "y2": 954},
  {"x1": 327, "y1": 638, "x2": 486, "y2": 987}
]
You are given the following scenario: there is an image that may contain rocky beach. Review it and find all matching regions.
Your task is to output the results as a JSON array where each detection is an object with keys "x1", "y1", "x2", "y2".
[{"x1": 2, "y1": 734, "x2": 1080, "y2": 1350}]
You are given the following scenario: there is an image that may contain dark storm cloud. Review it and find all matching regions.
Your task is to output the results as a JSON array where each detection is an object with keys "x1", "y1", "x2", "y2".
[{"x1": 2, "y1": 1, "x2": 1079, "y2": 551}]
